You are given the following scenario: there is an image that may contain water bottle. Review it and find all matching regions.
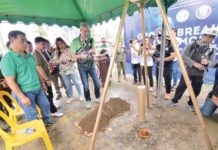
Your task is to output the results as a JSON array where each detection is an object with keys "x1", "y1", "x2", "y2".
[
  {"x1": 25, "y1": 128, "x2": 35, "y2": 134},
  {"x1": 16, "y1": 128, "x2": 35, "y2": 134}
]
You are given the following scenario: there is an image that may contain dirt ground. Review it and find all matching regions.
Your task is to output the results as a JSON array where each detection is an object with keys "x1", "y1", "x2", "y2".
[
  {"x1": 78, "y1": 98, "x2": 130, "y2": 134},
  {"x1": 0, "y1": 75, "x2": 218, "y2": 150}
]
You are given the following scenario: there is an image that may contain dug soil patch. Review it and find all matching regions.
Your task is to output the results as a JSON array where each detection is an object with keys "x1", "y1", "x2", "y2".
[{"x1": 77, "y1": 98, "x2": 130, "y2": 135}]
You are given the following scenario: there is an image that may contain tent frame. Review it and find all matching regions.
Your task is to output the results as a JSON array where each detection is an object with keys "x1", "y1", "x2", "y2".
[
  {"x1": 139, "y1": 1, "x2": 151, "y2": 108},
  {"x1": 89, "y1": 1, "x2": 130, "y2": 150},
  {"x1": 89, "y1": 0, "x2": 213, "y2": 150}
]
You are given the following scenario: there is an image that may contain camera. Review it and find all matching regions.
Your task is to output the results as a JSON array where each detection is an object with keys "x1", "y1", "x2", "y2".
[{"x1": 153, "y1": 50, "x2": 160, "y2": 58}]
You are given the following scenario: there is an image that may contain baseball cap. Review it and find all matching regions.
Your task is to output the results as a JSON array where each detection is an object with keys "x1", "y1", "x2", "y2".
[{"x1": 202, "y1": 28, "x2": 217, "y2": 36}]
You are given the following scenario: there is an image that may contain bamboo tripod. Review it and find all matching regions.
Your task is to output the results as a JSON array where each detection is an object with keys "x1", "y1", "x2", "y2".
[
  {"x1": 89, "y1": 0, "x2": 213, "y2": 149},
  {"x1": 88, "y1": 1, "x2": 130, "y2": 150},
  {"x1": 155, "y1": 0, "x2": 212, "y2": 149},
  {"x1": 139, "y1": 2, "x2": 151, "y2": 108}
]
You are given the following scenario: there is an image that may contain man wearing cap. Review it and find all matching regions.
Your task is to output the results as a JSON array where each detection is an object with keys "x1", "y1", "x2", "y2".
[{"x1": 167, "y1": 28, "x2": 217, "y2": 112}]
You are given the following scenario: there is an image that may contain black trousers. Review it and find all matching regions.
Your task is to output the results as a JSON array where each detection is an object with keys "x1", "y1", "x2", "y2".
[
  {"x1": 172, "y1": 75, "x2": 203, "y2": 106},
  {"x1": 156, "y1": 67, "x2": 172, "y2": 94},
  {"x1": 45, "y1": 84, "x2": 57, "y2": 113},
  {"x1": 132, "y1": 63, "x2": 141, "y2": 83},
  {"x1": 142, "y1": 66, "x2": 153, "y2": 87}
]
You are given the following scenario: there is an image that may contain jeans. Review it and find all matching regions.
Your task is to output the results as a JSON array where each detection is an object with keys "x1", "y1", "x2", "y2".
[
  {"x1": 132, "y1": 63, "x2": 141, "y2": 83},
  {"x1": 214, "y1": 68, "x2": 218, "y2": 86},
  {"x1": 142, "y1": 66, "x2": 153, "y2": 87},
  {"x1": 201, "y1": 97, "x2": 217, "y2": 117},
  {"x1": 12, "y1": 88, "x2": 51, "y2": 123},
  {"x1": 156, "y1": 67, "x2": 172, "y2": 94},
  {"x1": 62, "y1": 73, "x2": 82, "y2": 98},
  {"x1": 172, "y1": 61, "x2": 181, "y2": 87},
  {"x1": 172, "y1": 75, "x2": 203, "y2": 106},
  {"x1": 79, "y1": 68, "x2": 100, "y2": 101}
]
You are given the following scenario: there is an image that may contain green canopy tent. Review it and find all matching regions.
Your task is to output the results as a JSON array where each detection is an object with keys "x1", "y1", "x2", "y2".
[{"x1": 0, "y1": 0, "x2": 176, "y2": 27}]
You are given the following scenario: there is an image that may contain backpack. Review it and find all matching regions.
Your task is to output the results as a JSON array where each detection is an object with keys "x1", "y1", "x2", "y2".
[{"x1": 189, "y1": 40, "x2": 214, "y2": 59}]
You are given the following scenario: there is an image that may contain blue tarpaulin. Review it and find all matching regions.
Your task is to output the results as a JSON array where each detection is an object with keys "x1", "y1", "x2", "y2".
[{"x1": 124, "y1": 0, "x2": 218, "y2": 84}]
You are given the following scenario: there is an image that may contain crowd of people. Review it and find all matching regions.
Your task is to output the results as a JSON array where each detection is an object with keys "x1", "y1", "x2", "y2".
[
  {"x1": 129, "y1": 30, "x2": 177, "y2": 99},
  {"x1": 128, "y1": 27, "x2": 218, "y2": 115},
  {"x1": 0, "y1": 22, "x2": 102, "y2": 125},
  {"x1": 0, "y1": 21, "x2": 217, "y2": 128}
]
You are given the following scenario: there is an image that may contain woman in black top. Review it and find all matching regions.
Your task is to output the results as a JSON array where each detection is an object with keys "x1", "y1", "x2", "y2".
[{"x1": 152, "y1": 36, "x2": 175, "y2": 100}]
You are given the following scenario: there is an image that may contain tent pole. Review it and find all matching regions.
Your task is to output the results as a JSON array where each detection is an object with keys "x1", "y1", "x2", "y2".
[
  {"x1": 139, "y1": 4, "x2": 151, "y2": 108},
  {"x1": 89, "y1": 1, "x2": 129, "y2": 150},
  {"x1": 155, "y1": 0, "x2": 213, "y2": 149},
  {"x1": 157, "y1": 23, "x2": 166, "y2": 106}
]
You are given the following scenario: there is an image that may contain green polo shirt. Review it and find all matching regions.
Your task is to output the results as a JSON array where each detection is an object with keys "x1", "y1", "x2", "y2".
[
  {"x1": 98, "y1": 44, "x2": 108, "y2": 50},
  {"x1": 70, "y1": 36, "x2": 95, "y2": 70},
  {"x1": 0, "y1": 50, "x2": 40, "y2": 92}
]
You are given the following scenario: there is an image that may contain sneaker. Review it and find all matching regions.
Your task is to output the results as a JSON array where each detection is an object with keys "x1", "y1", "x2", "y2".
[
  {"x1": 164, "y1": 94, "x2": 171, "y2": 100},
  {"x1": 187, "y1": 104, "x2": 195, "y2": 112},
  {"x1": 79, "y1": 96, "x2": 84, "y2": 101},
  {"x1": 55, "y1": 103, "x2": 61, "y2": 109},
  {"x1": 85, "y1": 101, "x2": 92, "y2": 109},
  {"x1": 166, "y1": 101, "x2": 177, "y2": 107},
  {"x1": 66, "y1": 98, "x2": 73, "y2": 104},
  {"x1": 44, "y1": 120, "x2": 54, "y2": 126},
  {"x1": 95, "y1": 98, "x2": 100, "y2": 103},
  {"x1": 149, "y1": 87, "x2": 153, "y2": 92},
  {"x1": 51, "y1": 111, "x2": 64, "y2": 117}
]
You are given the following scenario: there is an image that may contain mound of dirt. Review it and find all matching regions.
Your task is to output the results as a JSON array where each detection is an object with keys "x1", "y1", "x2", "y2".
[{"x1": 78, "y1": 98, "x2": 130, "y2": 134}]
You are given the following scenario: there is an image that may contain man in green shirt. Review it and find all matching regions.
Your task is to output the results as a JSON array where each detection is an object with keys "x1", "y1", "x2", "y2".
[
  {"x1": 0, "y1": 30, "x2": 53, "y2": 125},
  {"x1": 97, "y1": 37, "x2": 111, "y2": 55},
  {"x1": 71, "y1": 22, "x2": 100, "y2": 109}
]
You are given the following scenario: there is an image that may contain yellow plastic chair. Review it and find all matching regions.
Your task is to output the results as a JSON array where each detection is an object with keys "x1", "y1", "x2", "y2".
[
  {"x1": 0, "y1": 111, "x2": 53, "y2": 150},
  {"x1": 0, "y1": 91, "x2": 42, "y2": 122},
  {"x1": 36, "y1": 105, "x2": 42, "y2": 119},
  {"x1": 0, "y1": 91, "x2": 24, "y2": 124}
]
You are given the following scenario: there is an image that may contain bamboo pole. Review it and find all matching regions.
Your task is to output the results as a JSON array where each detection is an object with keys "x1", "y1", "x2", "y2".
[
  {"x1": 139, "y1": 4, "x2": 151, "y2": 108},
  {"x1": 137, "y1": 85, "x2": 146, "y2": 121},
  {"x1": 157, "y1": 24, "x2": 166, "y2": 106},
  {"x1": 155, "y1": 0, "x2": 212, "y2": 149},
  {"x1": 89, "y1": 1, "x2": 129, "y2": 150}
]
